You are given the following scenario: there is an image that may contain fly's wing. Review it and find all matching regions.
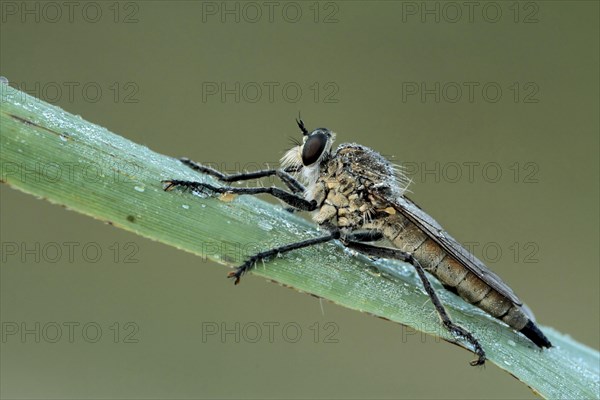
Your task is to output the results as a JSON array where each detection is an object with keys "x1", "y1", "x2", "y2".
[{"x1": 376, "y1": 192, "x2": 523, "y2": 306}]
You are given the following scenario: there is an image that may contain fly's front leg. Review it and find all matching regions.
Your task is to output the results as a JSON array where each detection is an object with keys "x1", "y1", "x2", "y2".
[
  {"x1": 179, "y1": 158, "x2": 305, "y2": 194},
  {"x1": 162, "y1": 180, "x2": 317, "y2": 211},
  {"x1": 228, "y1": 231, "x2": 340, "y2": 284},
  {"x1": 343, "y1": 240, "x2": 486, "y2": 366}
]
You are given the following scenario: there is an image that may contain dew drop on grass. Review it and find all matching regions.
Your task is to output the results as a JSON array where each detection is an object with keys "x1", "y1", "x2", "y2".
[{"x1": 258, "y1": 220, "x2": 273, "y2": 231}]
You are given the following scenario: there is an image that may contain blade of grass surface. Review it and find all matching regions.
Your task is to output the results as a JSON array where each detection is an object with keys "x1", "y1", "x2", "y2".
[{"x1": 1, "y1": 84, "x2": 598, "y2": 399}]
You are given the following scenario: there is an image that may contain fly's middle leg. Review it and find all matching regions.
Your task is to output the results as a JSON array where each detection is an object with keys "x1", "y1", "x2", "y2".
[
  {"x1": 342, "y1": 240, "x2": 486, "y2": 366},
  {"x1": 228, "y1": 231, "x2": 341, "y2": 284}
]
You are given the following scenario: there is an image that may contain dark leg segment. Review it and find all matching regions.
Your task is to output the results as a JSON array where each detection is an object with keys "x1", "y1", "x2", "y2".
[
  {"x1": 180, "y1": 158, "x2": 305, "y2": 194},
  {"x1": 343, "y1": 240, "x2": 486, "y2": 366},
  {"x1": 163, "y1": 180, "x2": 317, "y2": 211},
  {"x1": 228, "y1": 231, "x2": 341, "y2": 284},
  {"x1": 344, "y1": 230, "x2": 384, "y2": 242}
]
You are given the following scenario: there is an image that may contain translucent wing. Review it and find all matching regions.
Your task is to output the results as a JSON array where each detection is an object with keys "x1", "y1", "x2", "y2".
[{"x1": 377, "y1": 192, "x2": 523, "y2": 306}]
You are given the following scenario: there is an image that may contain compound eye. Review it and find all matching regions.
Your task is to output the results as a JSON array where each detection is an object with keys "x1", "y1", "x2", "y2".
[{"x1": 301, "y1": 132, "x2": 327, "y2": 166}]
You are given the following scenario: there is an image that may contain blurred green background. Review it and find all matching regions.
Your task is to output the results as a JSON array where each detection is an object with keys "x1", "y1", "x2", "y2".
[{"x1": 1, "y1": 1, "x2": 598, "y2": 398}]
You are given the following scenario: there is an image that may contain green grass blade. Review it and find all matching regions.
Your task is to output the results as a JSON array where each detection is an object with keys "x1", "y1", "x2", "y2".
[{"x1": 1, "y1": 85, "x2": 598, "y2": 399}]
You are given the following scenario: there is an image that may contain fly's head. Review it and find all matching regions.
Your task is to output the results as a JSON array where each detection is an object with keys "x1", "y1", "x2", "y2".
[{"x1": 281, "y1": 118, "x2": 336, "y2": 187}]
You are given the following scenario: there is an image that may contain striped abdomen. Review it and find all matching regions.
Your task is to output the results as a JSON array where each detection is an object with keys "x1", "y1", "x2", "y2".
[{"x1": 375, "y1": 214, "x2": 548, "y2": 346}]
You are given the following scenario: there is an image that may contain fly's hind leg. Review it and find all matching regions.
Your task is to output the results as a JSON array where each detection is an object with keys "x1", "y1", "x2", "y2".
[
  {"x1": 344, "y1": 230, "x2": 384, "y2": 242},
  {"x1": 342, "y1": 240, "x2": 486, "y2": 366}
]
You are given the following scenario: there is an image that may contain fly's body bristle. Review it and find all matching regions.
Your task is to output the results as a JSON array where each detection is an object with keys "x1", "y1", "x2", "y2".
[{"x1": 391, "y1": 163, "x2": 413, "y2": 195}]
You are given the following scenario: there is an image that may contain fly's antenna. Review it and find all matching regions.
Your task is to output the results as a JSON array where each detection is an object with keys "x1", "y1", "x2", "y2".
[{"x1": 296, "y1": 113, "x2": 309, "y2": 136}]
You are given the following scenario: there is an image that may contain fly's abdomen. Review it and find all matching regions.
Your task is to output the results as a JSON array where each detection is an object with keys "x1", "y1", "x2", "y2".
[{"x1": 382, "y1": 215, "x2": 529, "y2": 331}]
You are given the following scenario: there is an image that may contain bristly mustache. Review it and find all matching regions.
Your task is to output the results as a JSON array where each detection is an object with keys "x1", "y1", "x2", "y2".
[{"x1": 281, "y1": 145, "x2": 303, "y2": 171}]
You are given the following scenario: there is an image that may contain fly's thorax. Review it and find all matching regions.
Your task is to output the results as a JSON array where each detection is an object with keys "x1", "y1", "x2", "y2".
[
  {"x1": 288, "y1": 141, "x2": 407, "y2": 229},
  {"x1": 309, "y1": 147, "x2": 399, "y2": 229}
]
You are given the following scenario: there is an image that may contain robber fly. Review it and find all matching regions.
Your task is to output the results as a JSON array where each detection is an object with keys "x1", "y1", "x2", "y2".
[{"x1": 162, "y1": 119, "x2": 552, "y2": 365}]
